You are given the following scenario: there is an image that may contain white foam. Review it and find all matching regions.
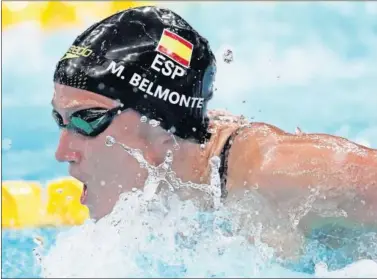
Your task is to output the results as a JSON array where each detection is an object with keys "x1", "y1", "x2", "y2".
[{"x1": 315, "y1": 260, "x2": 377, "y2": 278}]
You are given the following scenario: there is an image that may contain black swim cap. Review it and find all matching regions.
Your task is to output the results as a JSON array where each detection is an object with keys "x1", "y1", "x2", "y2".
[{"x1": 54, "y1": 6, "x2": 216, "y2": 144}]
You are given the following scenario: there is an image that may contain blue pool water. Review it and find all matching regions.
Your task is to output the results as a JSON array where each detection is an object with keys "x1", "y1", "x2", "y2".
[{"x1": 2, "y1": 218, "x2": 376, "y2": 278}]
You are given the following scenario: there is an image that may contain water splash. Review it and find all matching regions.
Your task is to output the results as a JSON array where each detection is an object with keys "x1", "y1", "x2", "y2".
[
  {"x1": 104, "y1": 135, "x2": 222, "y2": 206},
  {"x1": 35, "y1": 136, "x2": 377, "y2": 278}
]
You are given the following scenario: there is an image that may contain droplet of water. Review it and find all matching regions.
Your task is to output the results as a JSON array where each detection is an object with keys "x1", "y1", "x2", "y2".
[
  {"x1": 149, "y1": 119, "x2": 160, "y2": 127},
  {"x1": 140, "y1": 116, "x2": 148, "y2": 123},
  {"x1": 105, "y1": 136, "x2": 116, "y2": 147},
  {"x1": 118, "y1": 185, "x2": 123, "y2": 188},
  {"x1": 169, "y1": 126, "x2": 176, "y2": 133},
  {"x1": 132, "y1": 187, "x2": 137, "y2": 192},
  {"x1": 223, "y1": 48, "x2": 234, "y2": 63},
  {"x1": 200, "y1": 144, "x2": 206, "y2": 149},
  {"x1": 98, "y1": 83, "x2": 105, "y2": 90},
  {"x1": 192, "y1": 127, "x2": 197, "y2": 132},
  {"x1": 100, "y1": 181, "x2": 106, "y2": 186}
]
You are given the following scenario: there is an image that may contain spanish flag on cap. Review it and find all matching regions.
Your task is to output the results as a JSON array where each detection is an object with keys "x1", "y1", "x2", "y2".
[{"x1": 156, "y1": 29, "x2": 193, "y2": 68}]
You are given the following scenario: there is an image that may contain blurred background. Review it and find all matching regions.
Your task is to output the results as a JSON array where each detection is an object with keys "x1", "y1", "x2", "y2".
[{"x1": 2, "y1": 1, "x2": 377, "y2": 278}]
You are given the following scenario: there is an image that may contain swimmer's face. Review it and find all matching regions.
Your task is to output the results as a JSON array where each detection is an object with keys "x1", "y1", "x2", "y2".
[{"x1": 52, "y1": 84, "x2": 149, "y2": 219}]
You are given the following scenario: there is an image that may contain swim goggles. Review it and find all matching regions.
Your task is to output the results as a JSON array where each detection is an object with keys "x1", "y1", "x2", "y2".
[{"x1": 52, "y1": 106, "x2": 125, "y2": 137}]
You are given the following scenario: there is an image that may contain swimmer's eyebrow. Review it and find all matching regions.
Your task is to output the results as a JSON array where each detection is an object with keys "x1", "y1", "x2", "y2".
[
  {"x1": 51, "y1": 100, "x2": 85, "y2": 113},
  {"x1": 50, "y1": 100, "x2": 95, "y2": 119}
]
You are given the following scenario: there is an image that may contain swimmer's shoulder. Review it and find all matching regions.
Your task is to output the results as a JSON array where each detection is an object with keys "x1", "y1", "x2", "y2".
[
  {"x1": 234, "y1": 121, "x2": 290, "y2": 146},
  {"x1": 225, "y1": 122, "x2": 291, "y2": 188}
]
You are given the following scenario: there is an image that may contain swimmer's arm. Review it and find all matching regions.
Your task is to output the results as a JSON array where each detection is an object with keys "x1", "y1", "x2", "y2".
[
  {"x1": 230, "y1": 123, "x2": 377, "y2": 227},
  {"x1": 257, "y1": 127, "x2": 377, "y2": 226}
]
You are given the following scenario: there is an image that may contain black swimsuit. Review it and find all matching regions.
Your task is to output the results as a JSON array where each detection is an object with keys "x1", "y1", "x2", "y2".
[{"x1": 218, "y1": 128, "x2": 243, "y2": 199}]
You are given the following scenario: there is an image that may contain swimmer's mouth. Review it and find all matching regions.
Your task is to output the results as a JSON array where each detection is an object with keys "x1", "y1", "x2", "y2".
[{"x1": 80, "y1": 184, "x2": 88, "y2": 204}]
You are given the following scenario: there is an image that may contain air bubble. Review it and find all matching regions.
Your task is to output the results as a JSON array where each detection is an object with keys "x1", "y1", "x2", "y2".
[
  {"x1": 105, "y1": 136, "x2": 116, "y2": 147},
  {"x1": 100, "y1": 181, "x2": 106, "y2": 186},
  {"x1": 140, "y1": 116, "x2": 148, "y2": 123}
]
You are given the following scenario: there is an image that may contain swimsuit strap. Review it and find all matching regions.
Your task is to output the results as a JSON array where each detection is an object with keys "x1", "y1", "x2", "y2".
[{"x1": 218, "y1": 127, "x2": 244, "y2": 199}]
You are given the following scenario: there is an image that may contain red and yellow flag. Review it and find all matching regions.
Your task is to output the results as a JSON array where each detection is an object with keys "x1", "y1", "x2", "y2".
[{"x1": 156, "y1": 29, "x2": 193, "y2": 68}]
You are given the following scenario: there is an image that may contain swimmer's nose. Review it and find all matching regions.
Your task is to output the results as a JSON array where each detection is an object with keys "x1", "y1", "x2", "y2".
[{"x1": 55, "y1": 130, "x2": 81, "y2": 163}]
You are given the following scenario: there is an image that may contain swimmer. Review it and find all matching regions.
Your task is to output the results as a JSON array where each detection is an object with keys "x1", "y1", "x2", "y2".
[{"x1": 52, "y1": 6, "x2": 377, "y2": 256}]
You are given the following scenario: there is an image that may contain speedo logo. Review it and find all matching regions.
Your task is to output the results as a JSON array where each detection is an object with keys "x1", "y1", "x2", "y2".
[{"x1": 60, "y1": 46, "x2": 93, "y2": 61}]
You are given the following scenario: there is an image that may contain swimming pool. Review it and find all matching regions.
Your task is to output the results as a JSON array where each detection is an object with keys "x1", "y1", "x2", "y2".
[
  {"x1": 2, "y1": 197, "x2": 377, "y2": 278},
  {"x1": 3, "y1": 1, "x2": 377, "y2": 278}
]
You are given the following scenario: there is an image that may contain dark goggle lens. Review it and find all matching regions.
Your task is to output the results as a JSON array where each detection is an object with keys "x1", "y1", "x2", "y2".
[
  {"x1": 52, "y1": 110, "x2": 64, "y2": 127},
  {"x1": 52, "y1": 107, "x2": 121, "y2": 137}
]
